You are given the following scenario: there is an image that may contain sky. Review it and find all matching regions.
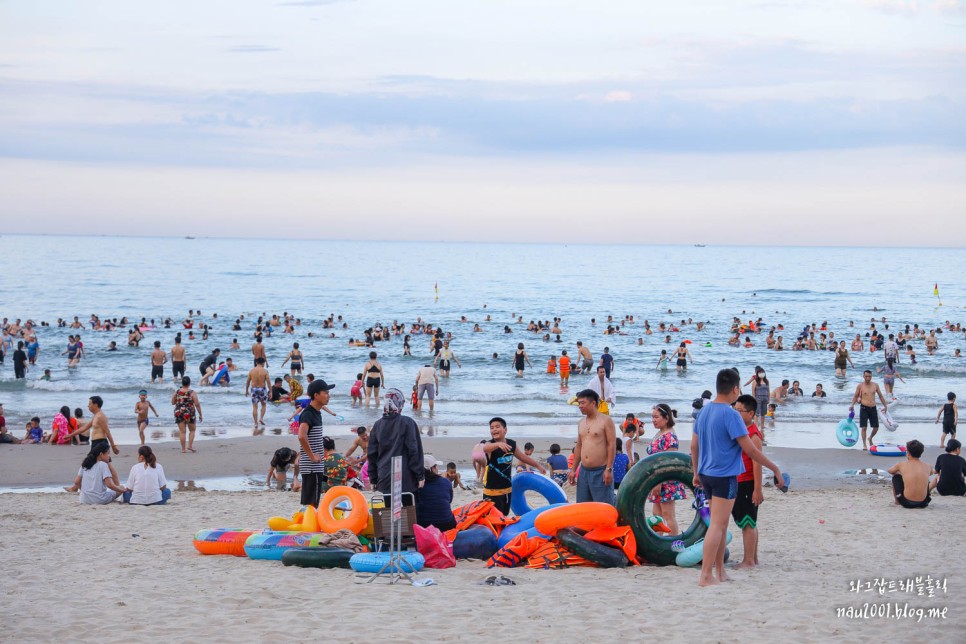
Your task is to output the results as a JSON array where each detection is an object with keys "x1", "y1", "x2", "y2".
[{"x1": 1, "y1": 0, "x2": 965, "y2": 245}]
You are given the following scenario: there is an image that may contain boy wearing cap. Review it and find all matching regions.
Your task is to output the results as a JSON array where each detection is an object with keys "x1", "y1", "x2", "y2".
[
  {"x1": 298, "y1": 379, "x2": 336, "y2": 507},
  {"x1": 134, "y1": 390, "x2": 159, "y2": 446}
]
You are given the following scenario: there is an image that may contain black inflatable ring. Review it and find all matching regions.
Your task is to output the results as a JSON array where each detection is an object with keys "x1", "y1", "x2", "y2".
[
  {"x1": 557, "y1": 528, "x2": 628, "y2": 568},
  {"x1": 615, "y1": 451, "x2": 707, "y2": 566}
]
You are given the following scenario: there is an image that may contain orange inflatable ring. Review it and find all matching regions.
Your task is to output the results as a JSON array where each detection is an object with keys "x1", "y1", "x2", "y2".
[
  {"x1": 534, "y1": 502, "x2": 619, "y2": 536},
  {"x1": 316, "y1": 486, "x2": 369, "y2": 535},
  {"x1": 193, "y1": 529, "x2": 260, "y2": 556}
]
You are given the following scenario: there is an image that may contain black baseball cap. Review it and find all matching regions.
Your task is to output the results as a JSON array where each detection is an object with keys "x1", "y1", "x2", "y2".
[{"x1": 307, "y1": 379, "x2": 336, "y2": 396}]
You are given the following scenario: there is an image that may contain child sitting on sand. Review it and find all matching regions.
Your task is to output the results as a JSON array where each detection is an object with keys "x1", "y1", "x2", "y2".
[
  {"x1": 547, "y1": 443, "x2": 568, "y2": 486},
  {"x1": 516, "y1": 442, "x2": 537, "y2": 472},
  {"x1": 931, "y1": 439, "x2": 966, "y2": 497},
  {"x1": 887, "y1": 440, "x2": 933, "y2": 508},
  {"x1": 445, "y1": 462, "x2": 468, "y2": 490},
  {"x1": 23, "y1": 418, "x2": 44, "y2": 444}
]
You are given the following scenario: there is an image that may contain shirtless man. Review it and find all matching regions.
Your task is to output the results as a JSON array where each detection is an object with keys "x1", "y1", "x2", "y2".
[
  {"x1": 150, "y1": 341, "x2": 167, "y2": 383},
  {"x1": 252, "y1": 336, "x2": 267, "y2": 367},
  {"x1": 66, "y1": 396, "x2": 119, "y2": 456},
  {"x1": 771, "y1": 379, "x2": 789, "y2": 403},
  {"x1": 344, "y1": 426, "x2": 369, "y2": 466},
  {"x1": 887, "y1": 440, "x2": 932, "y2": 508},
  {"x1": 245, "y1": 357, "x2": 272, "y2": 428},
  {"x1": 925, "y1": 330, "x2": 939, "y2": 356},
  {"x1": 850, "y1": 370, "x2": 889, "y2": 450},
  {"x1": 134, "y1": 390, "x2": 159, "y2": 446},
  {"x1": 576, "y1": 341, "x2": 594, "y2": 375},
  {"x1": 568, "y1": 388, "x2": 617, "y2": 504},
  {"x1": 170, "y1": 336, "x2": 186, "y2": 383}
]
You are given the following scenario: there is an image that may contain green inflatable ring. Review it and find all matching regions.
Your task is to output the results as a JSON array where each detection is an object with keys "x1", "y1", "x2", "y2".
[
  {"x1": 615, "y1": 451, "x2": 707, "y2": 566},
  {"x1": 281, "y1": 547, "x2": 355, "y2": 569}
]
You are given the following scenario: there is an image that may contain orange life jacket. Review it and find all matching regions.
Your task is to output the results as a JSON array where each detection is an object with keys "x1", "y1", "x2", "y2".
[{"x1": 486, "y1": 533, "x2": 548, "y2": 568}]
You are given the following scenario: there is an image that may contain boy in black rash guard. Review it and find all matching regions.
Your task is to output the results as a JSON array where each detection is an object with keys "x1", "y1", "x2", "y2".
[
  {"x1": 931, "y1": 439, "x2": 966, "y2": 497},
  {"x1": 482, "y1": 417, "x2": 546, "y2": 515}
]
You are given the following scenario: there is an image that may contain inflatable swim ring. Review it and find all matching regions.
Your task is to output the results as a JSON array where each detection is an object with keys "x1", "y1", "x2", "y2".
[
  {"x1": 557, "y1": 528, "x2": 628, "y2": 569},
  {"x1": 281, "y1": 547, "x2": 356, "y2": 569},
  {"x1": 870, "y1": 444, "x2": 906, "y2": 457},
  {"x1": 533, "y1": 502, "x2": 618, "y2": 537},
  {"x1": 510, "y1": 472, "x2": 567, "y2": 517},
  {"x1": 836, "y1": 419, "x2": 859, "y2": 447},
  {"x1": 674, "y1": 531, "x2": 733, "y2": 567},
  {"x1": 244, "y1": 531, "x2": 322, "y2": 560},
  {"x1": 453, "y1": 525, "x2": 499, "y2": 560},
  {"x1": 193, "y1": 528, "x2": 260, "y2": 556},
  {"x1": 316, "y1": 486, "x2": 368, "y2": 535},
  {"x1": 211, "y1": 365, "x2": 229, "y2": 386},
  {"x1": 496, "y1": 503, "x2": 565, "y2": 549},
  {"x1": 615, "y1": 451, "x2": 708, "y2": 566},
  {"x1": 882, "y1": 409, "x2": 899, "y2": 432},
  {"x1": 349, "y1": 551, "x2": 425, "y2": 574}
]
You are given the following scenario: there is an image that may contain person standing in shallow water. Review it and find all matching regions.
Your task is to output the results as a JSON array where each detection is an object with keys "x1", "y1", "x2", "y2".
[
  {"x1": 513, "y1": 343, "x2": 531, "y2": 377},
  {"x1": 362, "y1": 351, "x2": 384, "y2": 406}
]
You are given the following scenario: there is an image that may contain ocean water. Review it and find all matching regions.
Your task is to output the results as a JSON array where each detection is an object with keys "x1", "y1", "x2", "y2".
[{"x1": 1, "y1": 235, "x2": 964, "y2": 448}]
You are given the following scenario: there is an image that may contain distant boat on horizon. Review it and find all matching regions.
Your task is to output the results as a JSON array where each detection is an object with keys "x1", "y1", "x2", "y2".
[
  {"x1": 185, "y1": 236, "x2": 195, "y2": 240},
  {"x1": 694, "y1": 244, "x2": 706, "y2": 247}
]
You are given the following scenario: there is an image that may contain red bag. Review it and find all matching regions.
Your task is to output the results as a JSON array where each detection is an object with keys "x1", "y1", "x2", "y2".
[{"x1": 413, "y1": 524, "x2": 456, "y2": 569}]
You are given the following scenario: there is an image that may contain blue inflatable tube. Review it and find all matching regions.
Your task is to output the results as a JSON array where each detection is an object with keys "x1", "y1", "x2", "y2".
[
  {"x1": 349, "y1": 551, "x2": 424, "y2": 573},
  {"x1": 211, "y1": 366, "x2": 229, "y2": 386},
  {"x1": 452, "y1": 525, "x2": 499, "y2": 560},
  {"x1": 510, "y1": 472, "x2": 567, "y2": 517},
  {"x1": 836, "y1": 419, "x2": 859, "y2": 447},
  {"x1": 675, "y1": 531, "x2": 732, "y2": 568},
  {"x1": 496, "y1": 503, "x2": 567, "y2": 549}
]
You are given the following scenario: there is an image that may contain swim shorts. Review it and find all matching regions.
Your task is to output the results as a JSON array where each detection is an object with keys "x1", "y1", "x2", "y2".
[
  {"x1": 139, "y1": 418, "x2": 150, "y2": 427},
  {"x1": 943, "y1": 421, "x2": 956, "y2": 435},
  {"x1": 251, "y1": 387, "x2": 268, "y2": 404},
  {"x1": 151, "y1": 365, "x2": 164, "y2": 380},
  {"x1": 575, "y1": 464, "x2": 615, "y2": 505},
  {"x1": 438, "y1": 359, "x2": 450, "y2": 371},
  {"x1": 859, "y1": 404, "x2": 879, "y2": 429},
  {"x1": 677, "y1": 358, "x2": 687, "y2": 368},
  {"x1": 698, "y1": 473, "x2": 738, "y2": 500},
  {"x1": 172, "y1": 361, "x2": 185, "y2": 378},
  {"x1": 731, "y1": 480, "x2": 758, "y2": 528},
  {"x1": 417, "y1": 383, "x2": 435, "y2": 400},
  {"x1": 581, "y1": 359, "x2": 593, "y2": 372},
  {"x1": 892, "y1": 474, "x2": 931, "y2": 509},
  {"x1": 366, "y1": 377, "x2": 381, "y2": 388}
]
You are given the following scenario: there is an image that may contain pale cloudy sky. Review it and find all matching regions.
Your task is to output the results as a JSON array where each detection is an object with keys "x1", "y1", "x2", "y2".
[{"x1": 1, "y1": 0, "x2": 964, "y2": 245}]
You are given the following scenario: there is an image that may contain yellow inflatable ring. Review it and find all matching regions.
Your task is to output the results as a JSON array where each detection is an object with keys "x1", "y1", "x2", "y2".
[{"x1": 317, "y1": 486, "x2": 369, "y2": 535}]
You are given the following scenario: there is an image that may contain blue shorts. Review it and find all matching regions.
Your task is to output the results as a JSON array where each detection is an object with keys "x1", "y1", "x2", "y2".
[
  {"x1": 576, "y1": 464, "x2": 615, "y2": 505},
  {"x1": 699, "y1": 473, "x2": 738, "y2": 500}
]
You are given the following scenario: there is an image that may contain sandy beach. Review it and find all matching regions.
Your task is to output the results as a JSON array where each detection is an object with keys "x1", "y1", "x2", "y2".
[{"x1": 2, "y1": 432, "x2": 964, "y2": 643}]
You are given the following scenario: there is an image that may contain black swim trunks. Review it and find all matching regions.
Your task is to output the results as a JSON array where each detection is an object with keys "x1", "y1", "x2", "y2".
[
  {"x1": 172, "y1": 361, "x2": 185, "y2": 378},
  {"x1": 731, "y1": 480, "x2": 758, "y2": 528},
  {"x1": 859, "y1": 404, "x2": 879, "y2": 429},
  {"x1": 151, "y1": 365, "x2": 164, "y2": 380}
]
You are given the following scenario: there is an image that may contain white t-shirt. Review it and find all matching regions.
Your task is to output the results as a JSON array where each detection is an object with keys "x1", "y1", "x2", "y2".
[
  {"x1": 416, "y1": 366, "x2": 436, "y2": 386},
  {"x1": 126, "y1": 462, "x2": 167, "y2": 505},
  {"x1": 79, "y1": 461, "x2": 117, "y2": 505}
]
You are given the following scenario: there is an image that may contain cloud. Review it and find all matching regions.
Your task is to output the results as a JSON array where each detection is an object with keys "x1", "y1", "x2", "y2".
[
  {"x1": 226, "y1": 45, "x2": 281, "y2": 53},
  {"x1": 276, "y1": 0, "x2": 349, "y2": 5},
  {"x1": 604, "y1": 90, "x2": 633, "y2": 102}
]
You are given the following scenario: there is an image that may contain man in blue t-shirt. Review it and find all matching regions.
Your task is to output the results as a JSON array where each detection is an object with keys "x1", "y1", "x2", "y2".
[{"x1": 691, "y1": 368, "x2": 786, "y2": 588}]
